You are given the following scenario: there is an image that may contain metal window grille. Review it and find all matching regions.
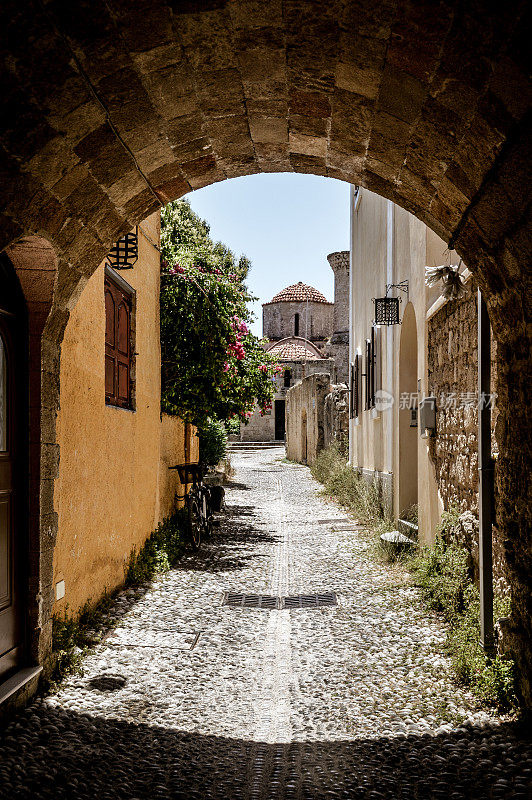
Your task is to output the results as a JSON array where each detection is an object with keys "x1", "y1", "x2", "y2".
[{"x1": 107, "y1": 230, "x2": 139, "y2": 270}]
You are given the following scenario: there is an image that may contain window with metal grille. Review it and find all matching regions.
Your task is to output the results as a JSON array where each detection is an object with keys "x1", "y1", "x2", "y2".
[
  {"x1": 284, "y1": 369, "x2": 291, "y2": 388},
  {"x1": 294, "y1": 313, "x2": 299, "y2": 336},
  {"x1": 105, "y1": 269, "x2": 135, "y2": 409}
]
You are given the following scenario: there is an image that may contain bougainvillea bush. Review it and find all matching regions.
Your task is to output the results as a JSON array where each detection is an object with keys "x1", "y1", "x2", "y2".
[{"x1": 160, "y1": 200, "x2": 279, "y2": 428}]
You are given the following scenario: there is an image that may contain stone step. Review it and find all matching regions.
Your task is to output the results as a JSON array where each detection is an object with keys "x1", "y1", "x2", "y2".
[
  {"x1": 397, "y1": 518, "x2": 419, "y2": 537},
  {"x1": 228, "y1": 441, "x2": 285, "y2": 450}
]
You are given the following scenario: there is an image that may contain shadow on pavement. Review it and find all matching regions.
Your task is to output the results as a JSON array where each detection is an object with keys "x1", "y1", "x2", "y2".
[
  {"x1": 0, "y1": 705, "x2": 530, "y2": 799},
  {"x1": 171, "y1": 505, "x2": 280, "y2": 574}
]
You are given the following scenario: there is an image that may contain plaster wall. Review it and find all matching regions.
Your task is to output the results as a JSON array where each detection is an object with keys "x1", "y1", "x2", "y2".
[
  {"x1": 349, "y1": 188, "x2": 455, "y2": 541},
  {"x1": 53, "y1": 214, "x2": 197, "y2": 614}
]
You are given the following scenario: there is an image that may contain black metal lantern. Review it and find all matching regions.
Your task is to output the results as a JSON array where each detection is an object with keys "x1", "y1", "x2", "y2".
[
  {"x1": 373, "y1": 280, "x2": 409, "y2": 326},
  {"x1": 107, "y1": 229, "x2": 138, "y2": 270},
  {"x1": 374, "y1": 295, "x2": 400, "y2": 325}
]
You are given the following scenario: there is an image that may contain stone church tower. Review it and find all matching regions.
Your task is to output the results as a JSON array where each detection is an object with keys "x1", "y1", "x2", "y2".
[{"x1": 325, "y1": 251, "x2": 350, "y2": 383}]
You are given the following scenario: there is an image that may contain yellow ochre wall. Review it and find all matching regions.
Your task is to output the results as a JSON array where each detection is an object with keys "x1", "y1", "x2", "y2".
[{"x1": 53, "y1": 213, "x2": 198, "y2": 614}]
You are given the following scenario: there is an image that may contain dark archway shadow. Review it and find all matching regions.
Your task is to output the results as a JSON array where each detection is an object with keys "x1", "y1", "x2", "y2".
[{"x1": 1, "y1": 705, "x2": 530, "y2": 799}]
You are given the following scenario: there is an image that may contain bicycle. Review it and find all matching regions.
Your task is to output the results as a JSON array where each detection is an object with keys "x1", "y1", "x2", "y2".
[{"x1": 170, "y1": 463, "x2": 213, "y2": 550}]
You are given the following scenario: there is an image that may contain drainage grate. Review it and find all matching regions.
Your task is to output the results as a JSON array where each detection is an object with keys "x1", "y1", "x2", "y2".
[
  {"x1": 282, "y1": 592, "x2": 337, "y2": 609},
  {"x1": 223, "y1": 592, "x2": 337, "y2": 610},
  {"x1": 223, "y1": 592, "x2": 281, "y2": 609}
]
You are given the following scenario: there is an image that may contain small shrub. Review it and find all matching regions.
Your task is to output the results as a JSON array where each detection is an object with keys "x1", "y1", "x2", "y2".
[
  {"x1": 400, "y1": 503, "x2": 418, "y2": 525},
  {"x1": 311, "y1": 444, "x2": 387, "y2": 525},
  {"x1": 125, "y1": 509, "x2": 187, "y2": 586},
  {"x1": 199, "y1": 417, "x2": 227, "y2": 466}
]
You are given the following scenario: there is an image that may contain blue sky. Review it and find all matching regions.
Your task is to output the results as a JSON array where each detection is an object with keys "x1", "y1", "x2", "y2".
[{"x1": 185, "y1": 173, "x2": 350, "y2": 336}]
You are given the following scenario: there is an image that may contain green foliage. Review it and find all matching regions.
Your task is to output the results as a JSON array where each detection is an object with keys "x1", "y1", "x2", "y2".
[
  {"x1": 199, "y1": 417, "x2": 227, "y2": 466},
  {"x1": 160, "y1": 199, "x2": 279, "y2": 426},
  {"x1": 225, "y1": 416, "x2": 241, "y2": 436},
  {"x1": 436, "y1": 505, "x2": 462, "y2": 539},
  {"x1": 401, "y1": 503, "x2": 418, "y2": 525},
  {"x1": 412, "y1": 535, "x2": 471, "y2": 622},
  {"x1": 311, "y1": 443, "x2": 387, "y2": 525},
  {"x1": 412, "y1": 535, "x2": 517, "y2": 710}
]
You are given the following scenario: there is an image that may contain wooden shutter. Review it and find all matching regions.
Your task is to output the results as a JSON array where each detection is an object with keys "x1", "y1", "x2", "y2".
[
  {"x1": 349, "y1": 355, "x2": 360, "y2": 419},
  {"x1": 370, "y1": 326, "x2": 376, "y2": 407},
  {"x1": 105, "y1": 272, "x2": 133, "y2": 408},
  {"x1": 365, "y1": 338, "x2": 371, "y2": 410}
]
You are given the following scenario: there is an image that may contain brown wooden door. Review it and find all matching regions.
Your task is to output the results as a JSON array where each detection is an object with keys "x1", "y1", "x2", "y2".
[
  {"x1": 0, "y1": 312, "x2": 24, "y2": 679},
  {"x1": 105, "y1": 272, "x2": 133, "y2": 408}
]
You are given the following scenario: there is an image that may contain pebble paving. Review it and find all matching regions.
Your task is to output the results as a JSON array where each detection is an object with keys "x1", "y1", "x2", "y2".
[{"x1": 1, "y1": 447, "x2": 531, "y2": 799}]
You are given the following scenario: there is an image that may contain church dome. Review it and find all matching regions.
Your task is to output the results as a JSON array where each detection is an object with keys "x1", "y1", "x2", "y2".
[
  {"x1": 265, "y1": 281, "x2": 330, "y2": 305},
  {"x1": 266, "y1": 337, "x2": 324, "y2": 361}
]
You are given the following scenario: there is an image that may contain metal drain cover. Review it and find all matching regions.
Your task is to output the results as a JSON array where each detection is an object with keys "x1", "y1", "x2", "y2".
[
  {"x1": 223, "y1": 592, "x2": 337, "y2": 610},
  {"x1": 223, "y1": 592, "x2": 281, "y2": 609},
  {"x1": 283, "y1": 592, "x2": 337, "y2": 609}
]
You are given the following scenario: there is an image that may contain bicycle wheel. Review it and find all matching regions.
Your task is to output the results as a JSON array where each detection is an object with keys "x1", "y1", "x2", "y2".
[
  {"x1": 200, "y1": 486, "x2": 213, "y2": 538},
  {"x1": 186, "y1": 493, "x2": 202, "y2": 550}
]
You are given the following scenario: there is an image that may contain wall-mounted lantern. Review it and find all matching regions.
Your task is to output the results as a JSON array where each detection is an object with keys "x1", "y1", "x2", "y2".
[
  {"x1": 373, "y1": 280, "x2": 408, "y2": 326},
  {"x1": 106, "y1": 228, "x2": 139, "y2": 270},
  {"x1": 419, "y1": 396, "x2": 436, "y2": 438}
]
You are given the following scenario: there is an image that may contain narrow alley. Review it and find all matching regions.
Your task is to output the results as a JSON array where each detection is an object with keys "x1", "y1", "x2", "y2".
[{"x1": 1, "y1": 448, "x2": 530, "y2": 800}]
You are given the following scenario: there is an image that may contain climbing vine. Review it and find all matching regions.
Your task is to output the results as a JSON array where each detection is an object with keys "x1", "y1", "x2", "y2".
[{"x1": 160, "y1": 200, "x2": 279, "y2": 427}]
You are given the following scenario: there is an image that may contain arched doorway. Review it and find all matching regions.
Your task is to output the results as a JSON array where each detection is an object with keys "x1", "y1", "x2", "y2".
[
  {"x1": 0, "y1": 259, "x2": 27, "y2": 681},
  {"x1": 398, "y1": 303, "x2": 418, "y2": 517}
]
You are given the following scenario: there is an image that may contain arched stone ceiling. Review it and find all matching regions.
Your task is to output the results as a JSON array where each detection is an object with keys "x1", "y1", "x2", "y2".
[{"x1": 0, "y1": 0, "x2": 530, "y2": 338}]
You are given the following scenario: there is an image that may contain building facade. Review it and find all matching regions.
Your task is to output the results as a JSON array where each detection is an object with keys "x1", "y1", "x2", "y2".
[
  {"x1": 348, "y1": 186, "x2": 501, "y2": 583},
  {"x1": 0, "y1": 213, "x2": 196, "y2": 706},
  {"x1": 241, "y1": 282, "x2": 337, "y2": 442}
]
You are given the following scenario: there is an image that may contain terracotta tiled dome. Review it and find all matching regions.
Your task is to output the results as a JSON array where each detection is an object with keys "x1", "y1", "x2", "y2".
[
  {"x1": 266, "y1": 282, "x2": 330, "y2": 304},
  {"x1": 266, "y1": 337, "x2": 323, "y2": 361}
]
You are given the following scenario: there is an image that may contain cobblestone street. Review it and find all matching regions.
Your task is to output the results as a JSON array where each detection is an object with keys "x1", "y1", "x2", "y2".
[{"x1": 1, "y1": 448, "x2": 531, "y2": 799}]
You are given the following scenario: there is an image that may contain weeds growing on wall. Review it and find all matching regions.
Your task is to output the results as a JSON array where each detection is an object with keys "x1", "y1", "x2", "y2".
[
  {"x1": 125, "y1": 509, "x2": 187, "y2": 585},
  {"x1": 411, "y1": 532, "x2": 516, "y2": 711},
  {"x1": 311, "y1": 443, "x2": 388, "y2": 525},
  {"x1": 49, "y1": 510, "x2": 188, "y2": 690}
]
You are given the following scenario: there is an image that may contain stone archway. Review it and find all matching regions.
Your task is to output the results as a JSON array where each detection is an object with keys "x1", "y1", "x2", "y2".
[{"x1": 0, "y1": 0, "x2": 530, "y2": 706}]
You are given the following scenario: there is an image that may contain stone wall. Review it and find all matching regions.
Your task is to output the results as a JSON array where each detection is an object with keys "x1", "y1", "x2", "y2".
[
  {"x1": 263, "y1": 300, "x2": 333, "y2": 344},
  {"x1": 286, "y1": 374, "x2": 331, "y2": 465},
  {"x1": 286, "y1": 377, "x2": 349, "y2": 465},
  {"x1": 427, "y1": 285, "x2": 507, "y2": 593},
  {"x1": 324, "y1": 385, "x2": 349, "y2": 452},
  {"x1": 241, "y1": 357, "x2": 335, "y2": 441}
]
